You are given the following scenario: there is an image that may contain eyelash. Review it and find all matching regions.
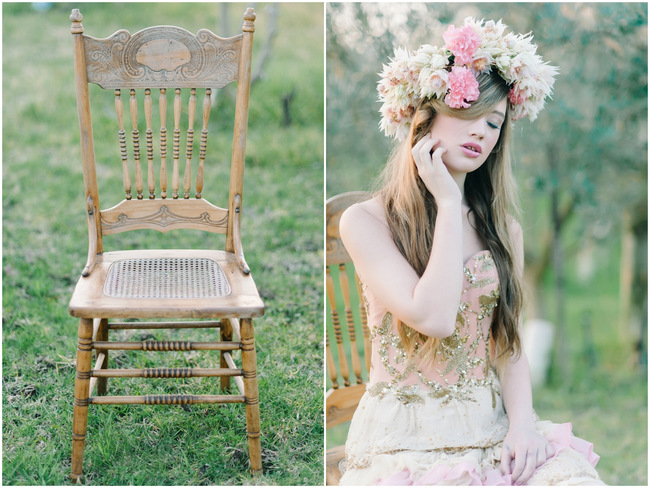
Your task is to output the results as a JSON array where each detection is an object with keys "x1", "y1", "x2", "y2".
[{"x1": 487, "y1": 121, "x2": 501, "y2": 130}]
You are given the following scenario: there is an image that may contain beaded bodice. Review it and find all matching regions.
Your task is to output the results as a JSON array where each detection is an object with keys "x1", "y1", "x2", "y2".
[{"x1": 364, "y1": 250, "x2": 500, "y2": 407}]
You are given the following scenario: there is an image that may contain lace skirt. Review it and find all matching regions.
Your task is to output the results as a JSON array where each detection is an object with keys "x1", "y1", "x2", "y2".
[{"x1": 340, "y1": 385, "x2": 603, "y2": 486}]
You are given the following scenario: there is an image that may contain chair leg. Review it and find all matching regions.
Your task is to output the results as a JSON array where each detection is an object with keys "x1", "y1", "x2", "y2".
[
  {"x1": 220, "y1": 318, "x2": 233, "y2": 391},
  {"x1": 240, "y1": 318, "x2": 262, "y2": 475},
  {"x1": 95, "y1": 318, "x2": 109, "y2": 395},
  {"x1": 71, "y1": 318, "x2": 93, "y2": 482}
]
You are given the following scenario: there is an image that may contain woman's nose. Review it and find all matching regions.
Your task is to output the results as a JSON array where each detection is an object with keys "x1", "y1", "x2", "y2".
[{"x1": 469, "y1": 120, "x2": 485, "y2": 139}]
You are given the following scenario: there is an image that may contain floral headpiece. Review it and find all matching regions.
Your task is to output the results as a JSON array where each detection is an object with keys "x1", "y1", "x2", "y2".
[{"x1": 378, "y1": 18, "x2": 559, "y2": 140}]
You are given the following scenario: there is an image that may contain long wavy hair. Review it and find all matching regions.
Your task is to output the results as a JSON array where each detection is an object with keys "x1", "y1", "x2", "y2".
[{"x1": 377, "y1": 70, "x2": 523, "y2": 369}]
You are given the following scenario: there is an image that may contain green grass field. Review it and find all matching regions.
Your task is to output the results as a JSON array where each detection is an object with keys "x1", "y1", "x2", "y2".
[{"x1": 3, "y1": 3, "x2": 324, "y2": 485}]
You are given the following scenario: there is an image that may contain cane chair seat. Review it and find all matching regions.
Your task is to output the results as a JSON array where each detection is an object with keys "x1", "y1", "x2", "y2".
[
  {"x1": 104, "y1": 257, "x2": 231, "y2": 299},
  {"x1": 70, "y1": 250, "x2": 264, "y2": 318},
  {"x1": 325, "y1": 191, "x2": 371, "y2": 486},
  {"x1": 67, "y1": 7, "x2": 263, "y2": 482}
]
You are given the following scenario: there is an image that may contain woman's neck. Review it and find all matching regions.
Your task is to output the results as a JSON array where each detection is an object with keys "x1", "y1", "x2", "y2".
[{"x1": 449, "y1": 170, "x2": 468, "y2": 206}]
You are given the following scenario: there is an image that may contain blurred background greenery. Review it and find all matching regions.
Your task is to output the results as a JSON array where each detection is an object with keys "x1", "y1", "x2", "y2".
[
  {"x1": 326, "y1": 3, "x2": 647, "y2": 485},
  {"x1": 3, "y1": 2, "x2": 323, "y2": 485}
]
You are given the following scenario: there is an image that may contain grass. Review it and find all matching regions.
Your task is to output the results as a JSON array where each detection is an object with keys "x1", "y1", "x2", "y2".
[{"x1": 3, "y1": 3, "x2": 323, "y2": 485}]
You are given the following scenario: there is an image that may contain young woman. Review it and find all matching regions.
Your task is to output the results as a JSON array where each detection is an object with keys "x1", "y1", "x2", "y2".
[{"x1": 339, "y1": 18, "x2": 604, "y2": 486}]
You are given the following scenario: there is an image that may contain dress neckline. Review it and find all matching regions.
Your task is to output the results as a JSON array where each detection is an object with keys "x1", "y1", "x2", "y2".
[{"x1": 463, "y1": 249, "x2": 491, "y2": 267}]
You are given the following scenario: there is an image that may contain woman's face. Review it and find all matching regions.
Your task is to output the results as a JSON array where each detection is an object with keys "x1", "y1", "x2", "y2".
[{"x1": 430, "y1": 98, "x2": 508, "y2": 177}]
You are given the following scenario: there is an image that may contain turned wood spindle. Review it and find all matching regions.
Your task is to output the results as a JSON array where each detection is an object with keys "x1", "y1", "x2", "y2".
[
  {"x1": 340, "y1": 263, "x2": 362, "y2": 384},
  {"x1": 326, "y1": 266, "x2": 350, "y2": 387},
  {"x1": 326, "y1": 331, "x2": 339, "y2": 389},
  {"x1": 144, "y1": 89, "x2": 155, "y2": 199},
  {"x1": 130, "y1": 89, "x2": 143, "y2": 199},
  {"x1": 240, "y1": 318, "x2": 262, "y2": 474},
  {"x1": 172, "y1": 88, "x2": 181, "y2": 199},
  {"x1": 159, "y1": 89, "x2": 168, "y2": 199},
  {"x1": 183, "y1": 88, "x2": 196, "y2": 199},
  {"x1": 196, "y1": 88, "x2": 211, "y2": 199},
  {"x1": 70, "y1": 318, "x2": 93, "y2": 481},
  {"x1": 114, "y1": 89, "x2": 131, "y2": 200}
]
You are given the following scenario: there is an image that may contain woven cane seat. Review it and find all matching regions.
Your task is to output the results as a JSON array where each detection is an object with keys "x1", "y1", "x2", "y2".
[{"x1": 104, "y1": 257, "x2": 231, "y2": 299}]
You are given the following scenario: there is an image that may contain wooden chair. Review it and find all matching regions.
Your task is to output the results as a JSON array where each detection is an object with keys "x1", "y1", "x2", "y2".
[
  {"x1": 325, "y1": 191, "x2": 371, "y2": 485},
  {"x1": 68, "y1": 8, "x2": 264, "y2": 482}
]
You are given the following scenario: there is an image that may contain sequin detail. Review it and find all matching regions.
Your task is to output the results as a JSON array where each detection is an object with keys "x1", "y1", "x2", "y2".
[{"x1": 366, "y1": 251, "x2": 501, "y2": 407}]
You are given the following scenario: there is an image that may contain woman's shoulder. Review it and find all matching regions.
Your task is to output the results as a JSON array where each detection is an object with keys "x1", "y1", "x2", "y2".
[
  {"x1": 339, "y1": 195, "x2": 393, "y2": 248},
  {"x1": 340, "y1": 195, "x2": 388, "y2": 233}
]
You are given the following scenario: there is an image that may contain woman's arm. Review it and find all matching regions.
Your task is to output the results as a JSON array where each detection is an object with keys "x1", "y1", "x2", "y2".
[
  {"x1": 339, "y1": 135, "x2": 463, "y2": 338},
  {"x1": 499, "y1": 220, "x2": 554, "y2": 483}
]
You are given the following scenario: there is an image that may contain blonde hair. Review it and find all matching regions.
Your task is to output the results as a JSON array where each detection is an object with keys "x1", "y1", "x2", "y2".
[{"x1": 377, "y1": 70, "x2": 522, "y2": 369}]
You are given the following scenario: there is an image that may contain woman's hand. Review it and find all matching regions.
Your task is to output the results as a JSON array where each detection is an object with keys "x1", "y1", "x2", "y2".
[
  {"x1": 411, "y1": 134, "x2": 461, "y2": 206},
  {"x1": 501, "y1": 424, "x2": 555, "y2": 485}
]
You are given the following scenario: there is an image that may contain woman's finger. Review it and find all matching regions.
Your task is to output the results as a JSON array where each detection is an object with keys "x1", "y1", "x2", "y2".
[
  {"x1": 536, "y1": 447, "x2": 547, "y2": 468},
  {"x1": 410, "y1": 134, "x2": 431, "y2": 160},
  {"x1": 411, "y1": 135, "x2": 438, "y2": 167},
  {"x1": 500, "y1": 444, "x2": 513, "y2": 475},
  {"x1": 517, "y1": 451, "x2": 537, "y2": 485},
  {"x1": 510, "y1": 447, "x2": 527, "y2": 482},
  {"x1": 545, "y1": 443, "x2": 555, "y2": 460},
  {"x1": 430, "y1": 146, "x2": 446, "y2": 165}
]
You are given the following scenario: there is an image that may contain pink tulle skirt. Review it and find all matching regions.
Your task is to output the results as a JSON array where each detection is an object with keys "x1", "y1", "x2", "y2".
[{"x1": 340, "y1": 387, "x2": 604, "y2": 486}]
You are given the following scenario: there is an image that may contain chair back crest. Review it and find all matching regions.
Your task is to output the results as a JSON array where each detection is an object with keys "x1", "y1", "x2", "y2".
[{"x1": 83, "y1": 27, "x2": 244, "y2": 89}]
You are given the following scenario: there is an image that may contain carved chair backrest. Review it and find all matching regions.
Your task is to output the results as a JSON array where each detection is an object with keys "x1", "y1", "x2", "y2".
[
  {"x1": 70, "y1": 9, "x2": 255, "y2": 262},
  {"x1": 325, "y1": 191, "x2": 372, "y2": 427}
]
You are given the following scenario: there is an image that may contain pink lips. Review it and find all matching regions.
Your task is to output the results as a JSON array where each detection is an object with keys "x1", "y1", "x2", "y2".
[{"x1": 460, "y1": 142, "x2": 483, "y2": 158}]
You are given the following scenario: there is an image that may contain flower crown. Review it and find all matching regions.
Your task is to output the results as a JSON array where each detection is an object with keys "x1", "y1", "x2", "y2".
[{"x1": 378, "y1": 18, "x2": 559, "y2": 140}]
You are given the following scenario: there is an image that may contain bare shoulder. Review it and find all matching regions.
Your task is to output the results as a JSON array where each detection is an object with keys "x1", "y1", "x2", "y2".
[
  {"x1": 340, "y1": 195, "x2": 389, "y2": 236},
  {"x1": 339, "y1": 196, "x2": 393, "y2": 251}
]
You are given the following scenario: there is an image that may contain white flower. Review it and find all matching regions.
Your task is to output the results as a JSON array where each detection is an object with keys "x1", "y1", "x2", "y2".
[
  {"x1": 418, "y1": 67, "x2": 449, "y2": 99},
  {"x1": 412, "y1": 44, "x2": 448, "y2": 69}
]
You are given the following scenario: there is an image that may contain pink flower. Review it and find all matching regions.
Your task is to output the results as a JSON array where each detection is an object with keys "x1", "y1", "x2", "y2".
[
  {"x1": 445, "y1": 66, "x2": 480, "y2": 108},
  {"x1": 443, "y1": 24, "x2": 481, "y2": 65},
  {"x1": 508, "y1": 87, "x2": 527, "y2": 105}
]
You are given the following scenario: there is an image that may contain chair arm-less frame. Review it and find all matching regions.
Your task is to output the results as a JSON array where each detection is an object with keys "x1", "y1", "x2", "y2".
[{"x1": 68, "y1": 8, "x2": 264, "y2": 482}]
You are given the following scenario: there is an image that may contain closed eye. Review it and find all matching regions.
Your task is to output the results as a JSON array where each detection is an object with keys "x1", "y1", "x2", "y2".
[{"x1": 487, "y1": 121, "x2": 501, "y2": 130}]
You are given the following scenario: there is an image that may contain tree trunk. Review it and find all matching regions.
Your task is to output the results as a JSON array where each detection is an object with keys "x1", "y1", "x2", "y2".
[
  {"x1": 549, "y1": 145, "x2": 570, "y2": 383},
  {"x1": 551, "y1": 183, "x2": 569, "y2": 382},
  {"x1": 618, "y1": 210, "x2": 634, "y2": 341}
]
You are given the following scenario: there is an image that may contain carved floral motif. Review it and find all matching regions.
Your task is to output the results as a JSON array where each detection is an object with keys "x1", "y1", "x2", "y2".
[
  {"x1": 84, "y1": 26, "x2": 242, "y2": 88},
  {"x1": 101, "y1": 204, "x2": 228, "y2": 233}
]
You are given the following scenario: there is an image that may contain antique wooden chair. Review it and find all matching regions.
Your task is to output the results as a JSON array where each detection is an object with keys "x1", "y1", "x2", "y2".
[
  {"x1": 325, "y1": 191, "x2": 371, "y2": 485},
  {"x1": 68, "y1": 8, "x2": 264, "y2": 482}
]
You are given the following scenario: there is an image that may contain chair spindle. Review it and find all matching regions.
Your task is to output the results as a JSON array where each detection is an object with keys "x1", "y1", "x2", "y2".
[
  {"x1": 197, "y1": 88, "x2": 211, "y2": 199},
  {"x1": 159, "y1": 89, "x2": 168, "y2": 199},
  {"x1": 114, "y1": 89, "x2": 131, "y2": 200},
  {"x1": 129, "y1": 89, "x2": 143, "y2": 199},
  {"x1": 326, "y1": 266, "x2": 350, "y2": 387},
  {"x1": 339, "y1": 263, "x2": 362, "y2": 384},
  {"x1": 184, "y1": 88, "x2": 197, "y2": 199},
  {"x1": 144, "y1": 89, "x2": 155, "y2": 199},
  {"x1": 172, "y1": 88, "x2": 181, "y2": 199},
  {"x1": 326, "y1": 333, "x2": 339, "y2": 389}
]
